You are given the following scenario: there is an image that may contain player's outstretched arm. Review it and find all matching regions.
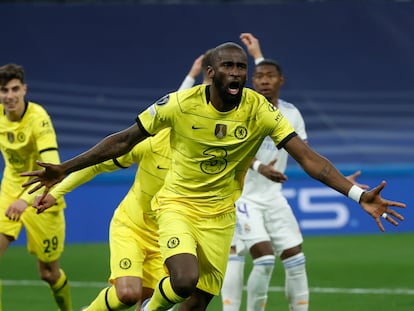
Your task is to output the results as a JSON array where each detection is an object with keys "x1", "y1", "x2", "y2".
[
  {"x1": 284, "y1": 136, "x2": 406, "y2": 231},
  {"x1": 21, "y1": 123, "x2": 146, "y2": 194}
]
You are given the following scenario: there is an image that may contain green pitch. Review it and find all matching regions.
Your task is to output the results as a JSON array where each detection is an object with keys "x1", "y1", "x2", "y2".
[{"x1": 1, "y1": 233, "x2": 413, "y2": 311}]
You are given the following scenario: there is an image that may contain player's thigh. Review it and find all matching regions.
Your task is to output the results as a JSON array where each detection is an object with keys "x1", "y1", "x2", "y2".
[
  {"x1": 236, "y1": 199, "x2": 269, "y2": 248},
  {"x1": 157, "y1": 209, "x2": 197, "y2": 261},
  {"x1": 264, "y1": 196, "x2": 303, "y2": 256},
  {"x1": 142, "y1": 214, "x2": 166, "y2": 289},
  {"x1": 195, "y1": 211, "x2": 235, "y2": 296},
  {"x1": 22, "y1": 208, "x2": 65, "y2": 262},
  {"x1": 0, "y1": 192, "x2": 23, "y2": 240},
  {"x1": 109, "y1": 210, "x2": 158, "y2": 284}
]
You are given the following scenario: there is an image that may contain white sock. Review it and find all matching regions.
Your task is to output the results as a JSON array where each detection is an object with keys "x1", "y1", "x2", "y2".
[
  {"x1": 222, "y1": 254, "x2": 245, "y2": 311},
  {"x1": 283, "y1": 252, "x2": 309, "y2": 311},
  {"x1": 246, "y1": 255, "x2": 275, "y2": 311}
]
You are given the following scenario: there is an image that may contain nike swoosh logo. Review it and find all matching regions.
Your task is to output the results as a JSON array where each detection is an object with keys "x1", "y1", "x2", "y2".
[
  {"x1": 192, "y1": 125, "x2": 205, "y2": 130},
  {"x1": 157, "y1": 165, "x2": 168, "y2": 170}
]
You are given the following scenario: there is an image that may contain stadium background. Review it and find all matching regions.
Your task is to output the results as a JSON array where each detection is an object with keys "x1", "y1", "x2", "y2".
[{"x1": 1, "y1": 0, "x2": 413, "y2": 244}]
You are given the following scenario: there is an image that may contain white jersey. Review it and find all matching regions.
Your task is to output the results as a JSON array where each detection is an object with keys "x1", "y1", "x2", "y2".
[{"x1": 240, "y1": 98, "x2": 307, "y2": 202}]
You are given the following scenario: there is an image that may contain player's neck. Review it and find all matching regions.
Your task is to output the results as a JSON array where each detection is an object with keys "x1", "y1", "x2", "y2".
[{"x1": 6, "y1": 101, "x2": 26, "y2": 122}]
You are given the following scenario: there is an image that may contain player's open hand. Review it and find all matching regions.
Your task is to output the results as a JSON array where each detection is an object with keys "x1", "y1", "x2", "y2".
[
  {"x1": 33, "y1": 193, "x2": 57, "y2": 214},
  {"x1": 346, "y1": 170, "x2": 369, "y2": 190},
  {"x1": 20, "y1": 160, "x2": 65, "y2": 195},
  {"x1": 240, "y1": 33, "x2": 263, "y2": 60},
  {"x1": 257, "y1": 158, "x2": 288, "y2": 183},
  {"x1": 360, "y1": 181, "x2": 406, "y2": 232}
]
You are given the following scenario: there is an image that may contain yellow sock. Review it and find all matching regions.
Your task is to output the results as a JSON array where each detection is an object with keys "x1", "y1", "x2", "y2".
[
  {"x1": 148, "y1": 277, "x2": 186, "y2": 310},
  {"x1": 84, "y1": 286, "x2": 130, "y2": 311},
  {"x1": 50, "y1": 269, "x2": 72, "y2": 311}
]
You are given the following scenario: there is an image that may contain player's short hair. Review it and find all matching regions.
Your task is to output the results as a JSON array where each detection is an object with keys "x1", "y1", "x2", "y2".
[
  {"x1": 0, "y1": 63, "x2": 25, "y2": 86},
  {"x1": 202, "y1": 48, "x2": 214, "y2": 71},
  {"x1": 256, "y1": 58, "x2": 283, "y2": 75},
  {"x1": 211, "y1": 42, "x2": 246, "y2": 67}
]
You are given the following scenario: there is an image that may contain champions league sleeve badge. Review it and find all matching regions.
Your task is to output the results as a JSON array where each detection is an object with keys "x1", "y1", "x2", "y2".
[
  {"x1": 148, "y1": 94, "x2": 170, "y2": 116},
  {"x1": 154, "y1": 94, "x2": 170, "y2": 106}
]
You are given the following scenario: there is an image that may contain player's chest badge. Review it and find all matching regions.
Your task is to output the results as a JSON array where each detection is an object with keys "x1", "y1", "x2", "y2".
[{"x1": 215, "y1": 124, "x2": 227, "y2": 139}]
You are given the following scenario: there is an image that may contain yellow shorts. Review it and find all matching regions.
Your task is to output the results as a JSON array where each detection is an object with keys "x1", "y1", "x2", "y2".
[
  {"x1": 109, "y1": 203, "x2": 165, "y2": 290},
  {"x1": 0, "y1": 192, "x2": 65, "y2": 263},
  {"x1": 157, "y1": 208, "x2": 236, "y2": 295}
]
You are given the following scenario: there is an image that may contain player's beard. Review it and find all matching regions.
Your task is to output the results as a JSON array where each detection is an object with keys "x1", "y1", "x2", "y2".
[{"x1": 213, "y1": 79, "x2": 244, "y2": 108}]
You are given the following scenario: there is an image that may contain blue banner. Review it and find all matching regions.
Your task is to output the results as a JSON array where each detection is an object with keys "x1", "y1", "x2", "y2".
[
  {"x1": 12, "y1": 165, "x2": 413, "y2": 245},
  {"x1": 281, "y1": 175, "x2": 412, "y2": 236}
]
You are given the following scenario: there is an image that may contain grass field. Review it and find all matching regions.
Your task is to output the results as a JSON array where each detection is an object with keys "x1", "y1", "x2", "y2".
[{"x1": 1, "y1": 233, "x2": 413, "y2": 311}]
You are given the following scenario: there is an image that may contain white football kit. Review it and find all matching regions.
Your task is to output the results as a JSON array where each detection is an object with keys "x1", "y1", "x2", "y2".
[{"x1": 235, "y1": 98, "x2": 308, "y2": 256}]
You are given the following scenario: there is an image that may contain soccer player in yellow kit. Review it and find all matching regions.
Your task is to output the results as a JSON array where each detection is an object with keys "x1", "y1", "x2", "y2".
[
  {"x1": 0, "y1": 63, "x2": 72, "y2": 311},
  {"x1": 22, "y1": 43, "x2": 405, "y2": 311},
  {"x1": 33, "y1": 129, "x2": 171, "y2": 310}
]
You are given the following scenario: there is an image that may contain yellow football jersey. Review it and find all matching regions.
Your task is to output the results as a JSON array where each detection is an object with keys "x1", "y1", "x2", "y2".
[
  {"x1": 138, "y1": 85, "x2": 296, "y2": 217},
  {"x1": 0, "y1": 101, "x2": 65, "y2": 209}
]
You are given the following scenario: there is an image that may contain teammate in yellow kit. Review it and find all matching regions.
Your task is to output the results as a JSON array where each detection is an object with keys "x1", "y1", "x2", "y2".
[
  {"x1": 33, "y1": 129, "x2": 171, "y2": 310},
  {"x1": 0, "y1": 63, "x2": 72, "y2": 310}
]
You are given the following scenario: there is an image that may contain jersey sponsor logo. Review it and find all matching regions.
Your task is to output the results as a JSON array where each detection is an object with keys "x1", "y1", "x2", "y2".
[
  {"x1": 167, "y1": 237, "x2": 180, "y2": 249},
  {"x1": 200, "y1": 147, "x2": 228, "y2": 174},
  {"x1": 119, "y1": 258, "x2": 132, "y2": 269},
  {"x1": 154, "y1": 94, "x2": 170, "y2": 106},
  {"x1": 6, "y1": 149, "x2": 25, "y2": 168},
  {"x1": 215, "y1": 124, "x2": 227, "y2": 139},
  {"x1": 157, "y1": 165, "x2": 168, "y2": 170},
  {"x1": 234, "y1": 125, "x2": 247, "y2": 139}
]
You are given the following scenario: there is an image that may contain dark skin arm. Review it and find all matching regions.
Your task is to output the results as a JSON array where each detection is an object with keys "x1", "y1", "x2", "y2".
[
  {"x1": 21, "y1": 123, "x2": 147, "y2": 194},
  {"x1": 284, "y1": 136, "x2": 405, "y2": 232}
]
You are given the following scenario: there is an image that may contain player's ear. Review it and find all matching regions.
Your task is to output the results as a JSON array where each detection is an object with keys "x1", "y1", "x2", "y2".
[
  {"x1": 279, "y1": 75, "x2": 285, "y2": 87},
  {"x1": 207, "y1": 66, "x2": 215, "y2": 79}
]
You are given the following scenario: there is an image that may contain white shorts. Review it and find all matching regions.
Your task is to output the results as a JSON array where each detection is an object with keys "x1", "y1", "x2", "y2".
[{"x1": 235, "y1": 194, "x2": 303, "y2": 257}]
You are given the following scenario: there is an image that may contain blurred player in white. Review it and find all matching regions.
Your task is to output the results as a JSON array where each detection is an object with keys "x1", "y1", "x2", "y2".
[
  {"x1": 178, "y1": 49, "x2": 213, "y2": 91},
  {"x1": 221, "y1": 33, "x2": 369, "y2": 311}
]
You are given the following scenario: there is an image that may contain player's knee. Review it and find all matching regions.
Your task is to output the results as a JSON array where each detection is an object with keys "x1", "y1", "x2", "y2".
[
  {"x1": 280, "y1": 245, "x2": 302, "y2": 260},
  {"x1": 171, "y1": 272, "x2": 199, "y2": 298},
  {"x1": 39, "y1": 269, "x2": 59, "y2": 284},
  {"x1": 116, "y1": 285, "x2": 141, "y2": 306}
]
